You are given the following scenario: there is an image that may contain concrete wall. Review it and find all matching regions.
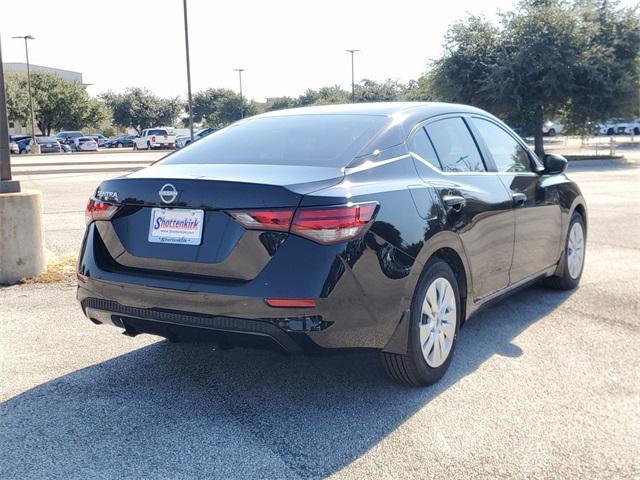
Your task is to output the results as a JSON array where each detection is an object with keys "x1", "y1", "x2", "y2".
[{"x1": 0, "y1": 190, "x2": 45, "y2": 284}]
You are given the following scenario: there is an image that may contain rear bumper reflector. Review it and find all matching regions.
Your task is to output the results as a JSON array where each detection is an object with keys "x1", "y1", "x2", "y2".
[{"x1": 264, "y1": 298, "x2": 317, "y2": 308}]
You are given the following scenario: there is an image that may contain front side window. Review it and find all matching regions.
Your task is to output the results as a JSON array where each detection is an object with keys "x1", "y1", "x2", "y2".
[
  {"x1": 425, "y1": 118, "x2": 485, "y2": 173},
  {"x1": 473, "y1": 118, "x2": 532, "y2": 173}
]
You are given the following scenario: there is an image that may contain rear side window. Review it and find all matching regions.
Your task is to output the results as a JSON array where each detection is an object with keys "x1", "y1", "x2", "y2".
[
  {"x1": 472, "y1": 118, "x2": 532, "y2": 173},
  {"x1": 160, "y1": 114, "x2": 390, "y2": 167},
  {"x1": 408, "y1": 127, "x2": 441, "y2": 179},
  {"x1": 425, "y1": 118, "x2": 485, "y2": 173}
]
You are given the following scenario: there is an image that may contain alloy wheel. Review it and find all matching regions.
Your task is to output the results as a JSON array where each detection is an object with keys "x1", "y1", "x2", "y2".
[
  {"x1": 419, "y1": 277, "x2": 457, "y2": 368},
  {"x1": 567, "y1": 222, "x2": 585, "y2": 279}
]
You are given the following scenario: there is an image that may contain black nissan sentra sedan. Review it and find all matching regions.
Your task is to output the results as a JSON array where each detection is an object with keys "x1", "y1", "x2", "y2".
[{"x1": 77, "y1": 103, "x2": 587, "y2": 386}]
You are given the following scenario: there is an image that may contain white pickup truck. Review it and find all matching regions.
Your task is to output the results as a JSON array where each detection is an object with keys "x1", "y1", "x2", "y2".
[{"x1": 133, "y1": 128, "x2": 176, "y2": 150}]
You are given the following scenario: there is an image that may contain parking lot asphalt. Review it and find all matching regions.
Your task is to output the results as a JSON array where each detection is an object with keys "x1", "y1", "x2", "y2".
[{"x1": 1, "y1": 161, "x2": 639, "y2": 479}]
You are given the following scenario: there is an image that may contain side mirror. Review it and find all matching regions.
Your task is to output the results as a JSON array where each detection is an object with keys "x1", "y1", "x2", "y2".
[{"x1": 542, "y1": 153, "x2": 568, "y2": 175}]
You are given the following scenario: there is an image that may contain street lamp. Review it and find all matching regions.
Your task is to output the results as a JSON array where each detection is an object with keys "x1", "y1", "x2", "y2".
[
  {"x1": 233, "y1": 68, "x2": 244, "y2": 118},
  {"x1": 12, "y1": 35, "x2": 39, "y2": 153},
  {"x1": 345, "y1": 49, "x2": 361, "y2": 103},
  {"x1": 0, "y1": 36, "x2": 19, "y2": 193},
  {"x1": 182, "y1": 0, "x2": 194, "y2": 142}
]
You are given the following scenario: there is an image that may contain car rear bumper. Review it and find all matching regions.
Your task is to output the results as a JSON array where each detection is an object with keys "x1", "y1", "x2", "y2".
[{"x1": 76, "y1": 222, "x2": 418, "y2": 353}]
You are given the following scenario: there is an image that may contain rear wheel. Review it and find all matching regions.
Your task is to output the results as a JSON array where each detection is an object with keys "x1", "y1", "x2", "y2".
[
  {"x1": 607, "y1": 128, "x2": 615, "y2": 135},
  {"x1": 382, "y1": 258, "x2": 460, "y2": 387},
  {"x1": 545, "y1": 212, "x2": 586, "y2": 290}
]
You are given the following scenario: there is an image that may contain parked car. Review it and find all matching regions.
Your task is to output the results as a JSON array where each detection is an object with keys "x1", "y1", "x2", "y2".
[
  {"x1": 175, "y1": 127, "x2": 217, "y2": 149},
  {"x1": 105, "y1": 135, "x2": 138, "y2": 148},
  {"x1": 73, "y1": 136, "x2": 98, "y2": 152},
  {"x1": 56, "y1": 131, "x2": 84, "y2": 145},
  {"x1": 595, "y1": 119, "x2": 629, "y2": 135},
  {"x1": 133, "y1": 128, "x2": 176, "y2": 150},
  {"x1": 10, "y1": 141, "x2": 19, "y2": 154},
  {"x1": 16, "y1": 137, "x2": 34, "y2": 154},
  {"x1": 171, "y1": 128, "x2": 191, "y2": 138},
  {"x1": 88, "y1": 134, "x2": 108, "y2": 147},
  {"x1": 542, "y1": 121, "x2": 564, "y2": 136},
  {"x1": 21, "y1": 136, "x2": 63, "y2": 154},
  {"x1": 78, "y1": 102, "x2": 587, "y2": 387},
  {"x1": 624, "y1": 119, "x2": 640, "y2": 135}
]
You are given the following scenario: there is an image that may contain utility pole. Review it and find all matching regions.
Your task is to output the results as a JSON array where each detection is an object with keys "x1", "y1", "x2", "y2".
[
  {"x1": 234, "y1": 68, "x2": 244, "y2": 118},
  {"x1": 0, "y1": 36, "x2": 19, "y2": 192},
  {"x1": 345, "y1": 49, "x2": 360, "y2": 103},
  {"x1": 12, "y1": 35, "x2": 39, "y2": 153},
  {"x1": 182, "y1": 0, "x2": 194, "y2": 141}
]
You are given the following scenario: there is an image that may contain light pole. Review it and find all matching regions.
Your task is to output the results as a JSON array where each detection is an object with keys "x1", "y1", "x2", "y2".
[
  {"x1": 345, "y1": 49, "x2": 360, "y2": 103},
  {"x1": 0, "y1": 36, "x2": 19, "y2": 193},
  {"x1": 233, "y1": 68, "x2": 244, "y2": 118},
  {"x1": 182, "y1": 0, "x2": 194, "y2": 142},
  {"x1": 12, "y1": 35, "x2": 38, "y2": 151}
]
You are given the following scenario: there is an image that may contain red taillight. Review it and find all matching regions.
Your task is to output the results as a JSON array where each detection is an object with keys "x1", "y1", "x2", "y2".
[
  {"x1": 264, "y1": 298, "x2": 317, "y2": 308},
  {"x1": 291, "y1": 203, "x2": 377, "y2": 244},
  {"x1": 227, "y1": 202, "x2": 378, "y2": 244},
  {"x1": 151, "y1": 135, "x2": 156, "y2": 143},
  {"x1": 77, "y1": 272, "x2": 88, "y2": 283},
  {"x1": 85, "y1": 198, "x2": 120, "y2": 225},
  {"x1": 228, "y1": 209, "x2": 294, "y2": 231}
]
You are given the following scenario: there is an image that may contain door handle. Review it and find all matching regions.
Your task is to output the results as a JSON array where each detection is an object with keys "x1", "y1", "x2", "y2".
[
  {"x1": 442, "y1": 194, "x2": 466, "y2": 212},
  {"x1": 512, "y1": 192, "x2": 527, "y2": 207}
]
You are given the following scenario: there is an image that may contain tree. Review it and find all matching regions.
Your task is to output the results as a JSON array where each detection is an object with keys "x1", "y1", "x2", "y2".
[
  {"x1": 4, "y1": 73, "x2": 30, "y2": 126},
  {"x1": 5, "y1": 72, "x2": 108, "y2": 135},
  {"x1": 426, "y1": 0, "x2": 640, "y2": 156},
  {"x1": 264, "y1": 96, "x2": 297, "y2": 112},
  {"x1": 190, "y1": 88, "x2": 257, "y2": 128},
  {"x1": 297, "y1": 85, "x2": 350, "y2": 106},
  {"x1": 101, "y1": 88, "x2": 182, "y2": 134},
  {"x1": 354, "y1": 79, "x2": 404, "y2": 102}
]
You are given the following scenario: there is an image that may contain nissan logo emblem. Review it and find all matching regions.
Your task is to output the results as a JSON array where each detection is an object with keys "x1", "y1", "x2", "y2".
[{"x1": 159, "y1": 184, "x2": 178, "y2": 204}]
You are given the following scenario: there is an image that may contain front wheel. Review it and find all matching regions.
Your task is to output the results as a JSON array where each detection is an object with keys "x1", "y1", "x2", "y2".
[
  {"x1": 382, "y1": 258, "x2": 460, "y2": 387},
  {"x1": 545, "y1": 212, "x2": 586, "y2": 290}
]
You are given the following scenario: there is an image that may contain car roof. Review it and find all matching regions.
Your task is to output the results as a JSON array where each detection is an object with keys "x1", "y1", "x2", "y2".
[
  {"x1": 254, "y1": 102, "x2": 495, "y2": 137},
  {"x1": 257, "y1": 102, "x2": 488, "y2": 118}
]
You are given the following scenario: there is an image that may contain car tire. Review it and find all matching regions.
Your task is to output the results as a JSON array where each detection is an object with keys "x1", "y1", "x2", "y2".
[
  {"x1": 607, "y1": 128, "x2": 615, "y2": 135},
  {"x1": 117, "y1": 142, "x2": 123, "y2": 148},
  {"x1": 548, "y1": 128, "x2": 556, "y2": 136},
  {"x1": 382, "y1": 258, "x2": 461, "y2": 387},
  {"x1": 147, "y1": 142, "x2": 152, "y2": 151},
  {"x1": 545, "y1": 211, "x2": 586, "y2": 290},
  {"x1": 133, "y1": 143, "x2": 138, "y2": 151},
  {"x1": 634, "y1": 127, "x2": 640, "y2": 135}
]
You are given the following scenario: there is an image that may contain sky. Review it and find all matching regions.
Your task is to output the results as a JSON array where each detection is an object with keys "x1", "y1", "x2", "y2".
[{"x1": 2, "y1": 0, "x2": 636, "y2": 102}]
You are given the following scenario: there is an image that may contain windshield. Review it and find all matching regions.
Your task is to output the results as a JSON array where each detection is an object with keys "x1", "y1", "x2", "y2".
[{"x1": 160, "y1": 114, "x2": 389, "y2": 167}]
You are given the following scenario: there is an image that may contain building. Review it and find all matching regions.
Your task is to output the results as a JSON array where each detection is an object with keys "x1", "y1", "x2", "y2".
[{"x1": 2, "y1": 63, "x2": 88, "y2": 135}]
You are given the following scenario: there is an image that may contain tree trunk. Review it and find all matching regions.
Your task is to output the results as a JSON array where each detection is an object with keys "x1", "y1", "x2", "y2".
[{"x1": 534, "y1": 106, "x2": 545, "y2": 157}]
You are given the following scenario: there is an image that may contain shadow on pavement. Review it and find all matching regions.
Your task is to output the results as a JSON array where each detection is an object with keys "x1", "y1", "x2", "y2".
[{"x1": 0, "y1": 286, "x2": 572, "y2": 478}]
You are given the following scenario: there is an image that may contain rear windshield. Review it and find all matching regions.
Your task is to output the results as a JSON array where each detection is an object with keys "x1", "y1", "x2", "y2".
[
  {"x1": 147, "y1": 129, "x2": 168, "y2": 136},
  {"x1": 37, "y1": 137, "x2": 58, "y2": 143},
  {"x1": 160, "y1": 114, "x2": 390, "y2": 167}
]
